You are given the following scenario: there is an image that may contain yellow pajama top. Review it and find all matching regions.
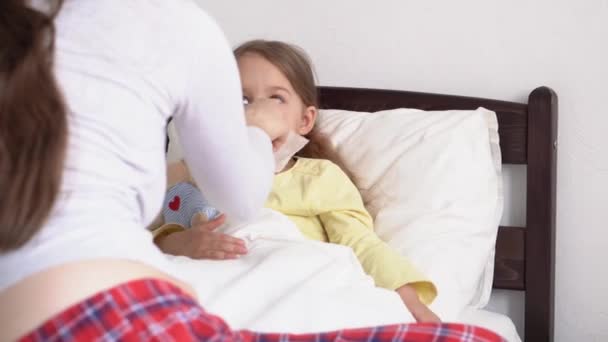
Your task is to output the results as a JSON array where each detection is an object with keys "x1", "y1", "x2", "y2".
[{"x1": 265, "y1": 158, "x2": 437, "y2": 304}]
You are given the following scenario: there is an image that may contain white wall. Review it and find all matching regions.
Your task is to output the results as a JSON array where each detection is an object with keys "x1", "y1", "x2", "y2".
[{"x1": 196, "y1": 1, "x2": 608, "y2": 340}]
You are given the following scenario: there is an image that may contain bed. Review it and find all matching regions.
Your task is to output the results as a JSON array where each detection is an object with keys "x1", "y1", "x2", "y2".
[
  {"x1": 164, "y1": 86, "x2": 557, "y2": 342},
  {"x1": 316, "y1": 86, "x2": 558, "y2": 342}
]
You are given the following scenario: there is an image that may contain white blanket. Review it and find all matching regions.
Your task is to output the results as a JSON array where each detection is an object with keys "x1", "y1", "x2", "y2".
[{"x1": 168, "y1": 209, "x2": 414, "y2": 333}]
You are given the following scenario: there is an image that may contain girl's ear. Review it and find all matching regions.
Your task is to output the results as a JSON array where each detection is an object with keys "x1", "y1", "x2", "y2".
[{"x1": 298, "y1": 106, "x2": 318, "y2": 135}]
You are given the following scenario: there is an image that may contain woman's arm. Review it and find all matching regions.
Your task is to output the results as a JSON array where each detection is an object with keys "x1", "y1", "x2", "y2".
[{"x1": 172, "y1": 11, "x2": 276, "y2": 224}]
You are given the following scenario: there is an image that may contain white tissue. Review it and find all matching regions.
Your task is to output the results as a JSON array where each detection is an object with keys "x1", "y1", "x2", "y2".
[{"x1": 274, "y1": 132, "x2": 309, "y2": 172}]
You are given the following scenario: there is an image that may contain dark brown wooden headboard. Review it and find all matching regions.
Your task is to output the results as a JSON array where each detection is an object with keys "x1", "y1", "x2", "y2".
[{"x1": 317, "y1": 86, "x2": 558, "y2": 342}]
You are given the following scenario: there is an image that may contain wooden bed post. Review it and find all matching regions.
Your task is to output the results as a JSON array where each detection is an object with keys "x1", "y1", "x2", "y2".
[{"x1": 525, "y1": 86, "x2": 558, "y2": 342}]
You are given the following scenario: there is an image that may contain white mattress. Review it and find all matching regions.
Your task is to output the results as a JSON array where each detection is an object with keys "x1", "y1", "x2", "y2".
[{"x1": 455, "y1": 307, "x2": 521, "y2": 342}]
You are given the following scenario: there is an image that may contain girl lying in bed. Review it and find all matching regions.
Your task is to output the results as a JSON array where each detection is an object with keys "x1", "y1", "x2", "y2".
[{"x1": 152, "y1": 40, "x2": 440, "y2": 323}]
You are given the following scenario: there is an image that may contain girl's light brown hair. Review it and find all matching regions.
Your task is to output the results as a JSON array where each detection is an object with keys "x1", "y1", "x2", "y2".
[
  {"x1": 0, "y1": 0, "x2": 67, "y2": 251},
  {"x1": 234, "y1": 40, "x2": 344, "y2": 168}
]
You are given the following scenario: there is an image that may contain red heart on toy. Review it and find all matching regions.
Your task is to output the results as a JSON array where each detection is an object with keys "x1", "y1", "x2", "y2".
[{"x1": 168, "y1": 196, "x2": 181, "y2": 211}]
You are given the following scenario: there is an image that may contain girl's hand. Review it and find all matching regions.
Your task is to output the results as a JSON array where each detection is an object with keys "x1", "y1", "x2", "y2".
[
  {"x1": 156, "y1": 214, "x2": 248, "y2": 260},
  {"x1": 397, "y1": 284, "x2": 441, "y2": 323},
  {"x1": 245, "y1": 98, "x2": 290, "y2": 151}
]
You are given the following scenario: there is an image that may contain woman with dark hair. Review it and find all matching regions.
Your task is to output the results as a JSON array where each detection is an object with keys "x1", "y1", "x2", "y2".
[
  {"x1": 0, "y1": 1, "x2": 503, "y2": 341},
  {"x1": 0, "y1": 0, "x2": 288, "y2": 339}
]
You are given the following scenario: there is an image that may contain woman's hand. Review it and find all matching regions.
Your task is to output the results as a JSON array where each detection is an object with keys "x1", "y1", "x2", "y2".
[
  {"x1": 397, "y1": 284, "x2": 441, "y2": 323},
  {"x1": 245, "y1": 99, "x2": 290, "y2": 151},
  {"x1": 156, "y1": 214, "x2": 248, "y2": 260}
]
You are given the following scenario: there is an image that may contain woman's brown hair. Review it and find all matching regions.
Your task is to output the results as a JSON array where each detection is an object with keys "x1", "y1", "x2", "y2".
[
  {"x1": 0, "y1": 0, "x2": 67, "y2": 251},
  {"x1": 234, "y1": 40, "x2": 344, "y2": 169}
]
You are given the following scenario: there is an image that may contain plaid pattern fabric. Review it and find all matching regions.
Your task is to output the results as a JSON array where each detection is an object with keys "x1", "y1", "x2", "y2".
[{"x1": 20, "y1": 279, "x2": 505, "y2": 342}]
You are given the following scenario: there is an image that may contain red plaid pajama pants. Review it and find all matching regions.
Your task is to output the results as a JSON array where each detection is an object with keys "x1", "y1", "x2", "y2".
[{"x1": 20, "y1": 279, "x2": 505, "y2": 342}]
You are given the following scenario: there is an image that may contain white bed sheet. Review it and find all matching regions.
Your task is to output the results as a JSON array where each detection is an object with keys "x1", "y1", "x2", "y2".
[
  {"x1": 456, "y1": 307, "x2": 522, "y2": 342},
  {"x1": 167, "y1": 209, "x2": 523, "y2": 340},
  {"x1": 169, "y1": 209, "x2": 415, "y2": 333}
]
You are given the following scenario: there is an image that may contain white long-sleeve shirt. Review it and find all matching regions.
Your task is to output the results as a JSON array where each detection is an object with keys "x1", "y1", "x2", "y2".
[{"x1": 0, "y1": 0, "x2": 274, "y2": 290}]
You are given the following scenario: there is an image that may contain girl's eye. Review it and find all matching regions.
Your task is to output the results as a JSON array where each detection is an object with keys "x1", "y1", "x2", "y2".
[
  {"x1": 242, "y1": 97, "x2": 250, "y2": 106},
  {"x1": 270, "y1": 95, "x2": 285, "y2": 103}
]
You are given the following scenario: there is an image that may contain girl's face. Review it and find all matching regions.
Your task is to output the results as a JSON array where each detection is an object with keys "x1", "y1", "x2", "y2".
[{"x1": 237, "y1": 53, "x2": 317, "y2": 136}]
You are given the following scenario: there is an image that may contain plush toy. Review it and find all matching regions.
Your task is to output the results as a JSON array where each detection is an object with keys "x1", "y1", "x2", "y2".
[
  {"x1": 149, "y1": 160, "x2": 219, "y2": 240},
  {"x1": 163, "y1": 182, "x2": 220, "y2": 228}
]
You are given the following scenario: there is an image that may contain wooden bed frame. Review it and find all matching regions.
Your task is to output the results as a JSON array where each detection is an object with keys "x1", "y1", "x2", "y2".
[{"x1": 317, "y1": 86, "x2": 558, "y2": 342}]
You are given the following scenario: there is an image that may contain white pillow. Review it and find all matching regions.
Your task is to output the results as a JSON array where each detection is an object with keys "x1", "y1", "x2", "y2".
[{"x1": 316, "y1": 107, "x2": 503, "y2": 320}]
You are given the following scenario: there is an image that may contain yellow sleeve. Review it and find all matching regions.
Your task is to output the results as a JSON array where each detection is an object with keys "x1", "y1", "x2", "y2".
[{"x1": 316, "y1": 162, "x2": 437, "y2": 305}]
